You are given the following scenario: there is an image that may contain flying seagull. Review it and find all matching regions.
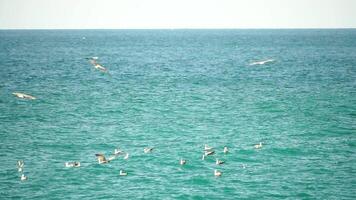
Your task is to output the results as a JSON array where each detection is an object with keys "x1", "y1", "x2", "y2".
[
  {"x1": 204, "y1": 150, "x2": 215, "y2": 156},
  {"x1": 114, "y1": 148, "x2": 123, "y2": 155},
  {"x1": 87, "y1": 57, "x2": 108, "y2": 73},
  {"x1": 17, "y1": 160, "x2": 24, "y2": 172},
  {"x1": 123, "y1": 153, "x2": 129, "y2": 160},
  {"x1": 204, "y1": 144, "x2": 213, "y2": 151},
  {"x1": 249, "y1": 59, "x2": 274, "y2": 66},
  {"x1": 13, "y1": 92, "x2": 36, "y2": 100},
  {"x1": 95, "y1": 153, "x2": 116, "y2": 164}
]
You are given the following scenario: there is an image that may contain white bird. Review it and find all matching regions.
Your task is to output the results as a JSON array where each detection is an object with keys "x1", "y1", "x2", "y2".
[
  {"x1": 95, "y1": 153, "x2": 116, "y2": 164},
  {"x1": 21, "y1": 174, "x2": 28, "y2": 181},
  {"x1": 87, "y1": 57, "x2": 108, "y2": 73},
  {"x1": 119, "y1": 170, "x2": 127, "y2": 176},
  {"x1": 13, "y1": 92, "x2": 36, "y2": 100},
  {"x1": 204, "y1": 151, "x2": 215, "y2": 156},
  {"x1": 123, "y1": 153, "x2": 129, "y2": 160},
  {"x1": 114, "y1": 148, "x2": 123, "y2": 155},
  {"x1": 204, "y1": 144, "x2": 213, "y2": 151},
  {"x1": 144, "y1": 147, "x2": 154, "y2": 153},
  {"x1": 214, "y1": 169, "x2": 222, "y2": 177},
  {"x1": 216, "y1": 158, "x2": 225, "y2": 165},
  {"x1": 249, "y1": 59, "x2": 274, "y2": 66},
  {"x1": 223, "y1": 146, "x2": 229, "y2": 154},
  {"x1": 94, "y1": 64, "x2": 108, "y2": 72},
  {"x1": 254, "y1": 142, "x2": 263, "y2": 149},
  {"x1": 180, "y1": 158, "x2": 186, "y2": 165},
  {"x1": 65, "y1": 162, "x2": 81, "y2": 168},
  {"x1": 17, "y1": 160, "x2": 24, "y2": 171},
  {"x1": 17, "y1": 160, "x2": 24, "y2": 168}
]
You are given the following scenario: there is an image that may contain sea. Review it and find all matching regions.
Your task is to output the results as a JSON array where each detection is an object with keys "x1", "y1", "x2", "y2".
[{"x1": 0, "y1": 29, "x2": 355, "y2": 199}]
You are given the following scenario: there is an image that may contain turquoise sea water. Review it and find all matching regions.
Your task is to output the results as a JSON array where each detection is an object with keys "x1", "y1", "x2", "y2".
[{"x1": 0, "y1": 29, "x2": 355, "y2": 199}]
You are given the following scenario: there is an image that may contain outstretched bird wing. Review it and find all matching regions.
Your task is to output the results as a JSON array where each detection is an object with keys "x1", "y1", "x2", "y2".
[{"x1": 95, "y1": 154, "x2": 107, "y2": 162}]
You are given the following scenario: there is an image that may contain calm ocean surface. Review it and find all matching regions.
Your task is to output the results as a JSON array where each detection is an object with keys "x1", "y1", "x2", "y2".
[{"x1": 0, "y1": 29, "x2": 355, "y2": 199}]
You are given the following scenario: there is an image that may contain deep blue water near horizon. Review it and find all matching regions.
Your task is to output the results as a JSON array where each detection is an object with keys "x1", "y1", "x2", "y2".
[{"x1": 0, "y1": 29, "x2": 355, "y2": 199}]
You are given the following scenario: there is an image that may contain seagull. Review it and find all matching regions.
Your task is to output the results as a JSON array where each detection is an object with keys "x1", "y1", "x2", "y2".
[
  {"x1": 144, "y1": 147, "x2": 154, "y2": 153},
  {"x1": 249, "y1": 59, "x2": 274, "y2": 66},
  {"x1": 123, "y1": 153, "x2": 129, "y2": 160},
  {"x1": 223, "y1": 146, "x2": 229, "y2": 154},
  {"x1": 119, "y1": 170, "x2": 127, "y2": 176},
  {"x1": 95, "y1": 153, "x2": 116, "y2": 164},
  {"x1": 21, "y1": 174, "x2": 28, "y2": 181},
  {"x1": 254, "y1": 142, "x2": 263, "y2": 149},
  {"x1": 204, "y1": 144, "x2": 213, "y2": 151},
  {"x1": 17, "y1": 160, "x2": 24, "y2": 167},
  {"x1": 17, "y1": 160, "x2": 24, "y2": 171},
  {"x1": 180, "y1": 158, "x2": 186, "y2": 165},
  {"x1": 65, "y1": 162, "x2": 81, "y2": 168},
  {"x1": 114, "y1": 148, "x2": 123, "y2": 155},
  {"x1": 87, "y1": 57, "x2": 108, "y2": 73},
  {"x1": 202, "y1": 151, "x2": 214, "y2": 160},
  {"x1": 216, "y1": 158, "x2": 225, "y2": 165},
  {"x1": 204, "y1": 151, "x2": 215, "y2": 156},
  {"x1": 94, "y1": 64, "x2": 108, "y2": 72},
  {"x1": 13, "y1": 92, "x2": 36, "y2": 100},
  {"x1": 214, "y1": 169, "x2": 222, "y2": 177}
]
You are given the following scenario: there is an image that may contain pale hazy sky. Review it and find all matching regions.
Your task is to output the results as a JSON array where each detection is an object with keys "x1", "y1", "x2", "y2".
[{"x1": 0, "y1": 0, "x2": 355, "y2": 29}]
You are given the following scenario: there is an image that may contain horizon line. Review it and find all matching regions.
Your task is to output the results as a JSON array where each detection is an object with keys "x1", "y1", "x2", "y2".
[{"x1": 1, "y1": 27, "x2": 356, "y2": 30}]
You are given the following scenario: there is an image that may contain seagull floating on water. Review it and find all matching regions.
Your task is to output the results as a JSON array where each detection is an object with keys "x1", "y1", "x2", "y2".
[
  {"x1": 123, "y1": 153, "x2": 129, "y2": 160},
  {"x1": 223, "y1": 146, "x2": 229, "y2": 154},
  {"x1": 13, "y1": 92, "x2": 36, "y2": 100},
  {"x1": 254, "y1": 142, "x2": 263, "y2": 149},
  {"x1": 180, "y1": 158, "x2": 186, "y2": 165},
  {"x1": 65, "y1": 162, "x2": 81, "y2": 168},
  {"x1": 144, "y1": 147, "x2": 154, "y2": 153},
  {"x1": 249, "y1": 59, "x2": 274, "y2": 66},
  {"x1": 119, "y1": 170, "x2": 127, "y2": 176},
  {"x1": 21, "y1": 174, "x2": 28, "y2": 181},
  {"x1": 216, "y1": 158, "x2": 225, "y2": 165},
  {"x1": 214, "y1": 169, "x2": 222, "y2": 177}
]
